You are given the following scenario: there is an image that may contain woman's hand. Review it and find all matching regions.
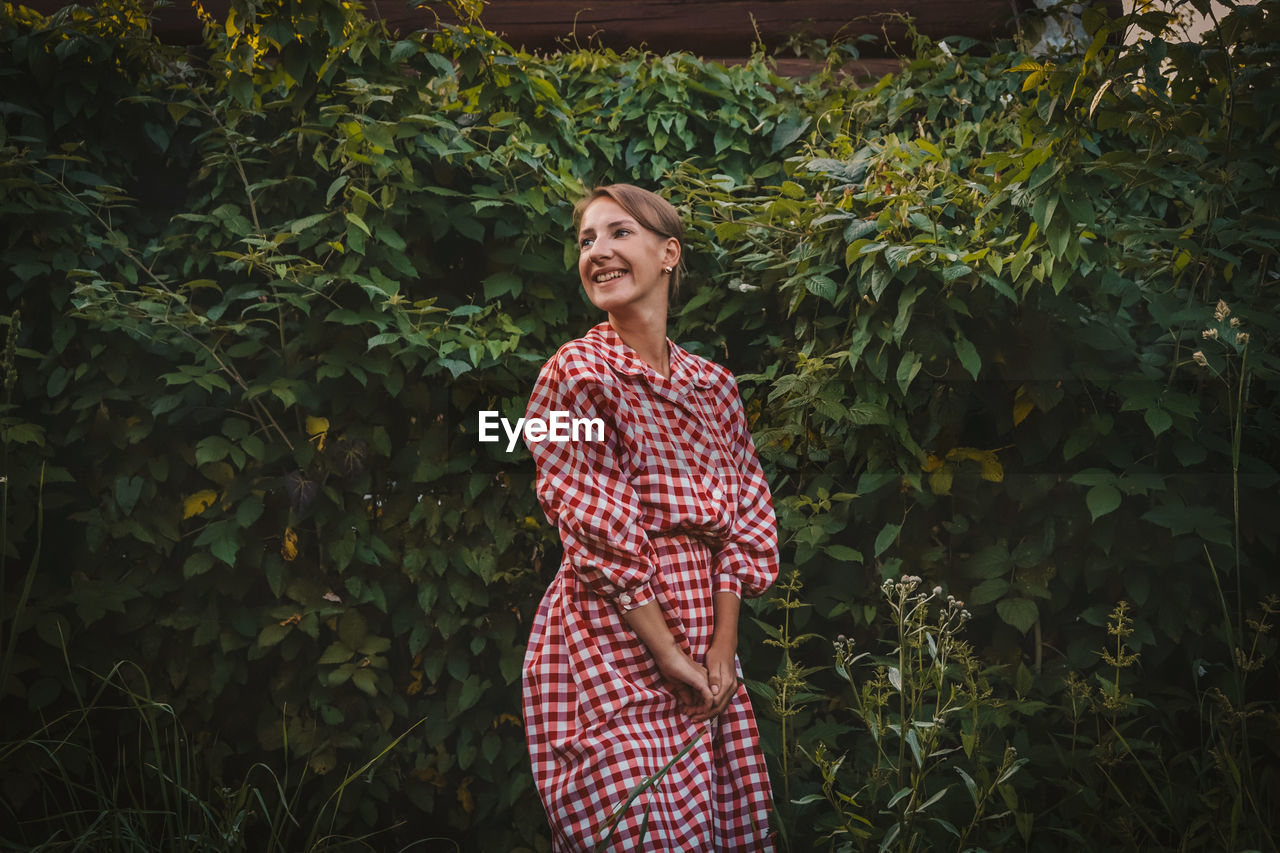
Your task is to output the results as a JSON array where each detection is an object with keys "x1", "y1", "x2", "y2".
[
  {"x1": 690, "y1": 591, "x2": 742, "y2": 722},
  {"x1": 691, "y1": 637, "x2": 738, "y2": 722},
  {"x1": 621, "y1": 601, "x2": 713, "y2": 717},
  {"x1": 654, "y1": 647, "x2": 714, "y2": 717}
]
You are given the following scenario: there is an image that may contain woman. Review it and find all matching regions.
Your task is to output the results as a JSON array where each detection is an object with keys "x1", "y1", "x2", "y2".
[{"x1": 521, "y1": 183, "x2": 779, "y2": 850}]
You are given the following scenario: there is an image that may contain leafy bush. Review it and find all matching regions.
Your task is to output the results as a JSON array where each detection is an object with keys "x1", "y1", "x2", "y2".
[
  {"x1": 686, "y1": 4, "x2": 1280, "y2": 848},
  {"x1": 1, "y1": 0, "x2": 1276, "y2": 849}
]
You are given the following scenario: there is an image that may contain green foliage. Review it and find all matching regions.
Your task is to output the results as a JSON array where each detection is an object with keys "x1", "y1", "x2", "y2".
[
  {"x1": 0, "y1": 0, "x2": 812, "y2": 847},
  {"x1": 807, "y1": 574, "x2": 1028, "y2": 852},
  {"x1": 693, "y1": 4, "x2": 1280, "y2": 849},
  {"x1": 1, "y1": 0, "x2": 1277, "y2": 848}
]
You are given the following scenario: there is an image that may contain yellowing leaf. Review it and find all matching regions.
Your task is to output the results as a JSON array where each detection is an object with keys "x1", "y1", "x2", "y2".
[
  {"x1": 183, "y1": 489, "x2": 219, "y2": 519},
  {"x1": 281, "y1": 527, "x2": 298, "y2": 561},
  {"x1": 929, "y1": 465, "x2": 954, "y2": 495},
  {"x1": 1013, "y1": 385, "x2": 1034, "y2": 426},
  {"x1": 945, "y1": 447, "x2": 1004, "y2": 482},
  {"x1": 922, "y1": 453, "x2": 945, "y2": 473},
  {"x1": 457, "y1": 777, "x2": 474, "y2": 814},
  {"x1": 306, "y1": 416, "x2": 330, "y2": 451}
]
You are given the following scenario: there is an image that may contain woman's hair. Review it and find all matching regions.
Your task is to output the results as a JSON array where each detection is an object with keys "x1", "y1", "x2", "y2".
[{"x1": 573, "y1": 184, "x2": 687, "y2": 300}]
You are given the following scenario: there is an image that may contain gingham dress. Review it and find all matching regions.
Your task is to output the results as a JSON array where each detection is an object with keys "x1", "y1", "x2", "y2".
[{"x1": 522, "y1": 322, "x2": 779, "y2": 851}]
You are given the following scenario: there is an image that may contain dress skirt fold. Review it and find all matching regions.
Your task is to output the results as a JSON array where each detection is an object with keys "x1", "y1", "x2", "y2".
[{"x1": 523, "y1": 534, "x2": 774, "y2": 851}]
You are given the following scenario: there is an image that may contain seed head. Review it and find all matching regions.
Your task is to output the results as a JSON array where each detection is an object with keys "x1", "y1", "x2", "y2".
[
  {"x1": 1236, "y1": 332, "x2": 1250, "y2": 345},
  {"x1": 1202, "y1": 328, "x2": 1218, "y2": 340},
  {"x1": 1214, "y1": 300, "x2": 1231, "y2": 321},
  {"x1": 1192, "y1": 351, "x2": 1208, "y2": 367}
]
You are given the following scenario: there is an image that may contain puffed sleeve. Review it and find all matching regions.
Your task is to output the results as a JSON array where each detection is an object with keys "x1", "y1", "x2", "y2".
[
  {"x1": 525, "y1": 349, "x2": 660, "y2": 613},
  {"x1": 712, "y1": 383, "x2": 779, "y2": 600}
]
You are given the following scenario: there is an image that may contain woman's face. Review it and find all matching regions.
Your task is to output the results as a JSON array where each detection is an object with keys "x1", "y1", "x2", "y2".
[{"x1": 576, "y1": 197, "x2": 679, "y2": 318}]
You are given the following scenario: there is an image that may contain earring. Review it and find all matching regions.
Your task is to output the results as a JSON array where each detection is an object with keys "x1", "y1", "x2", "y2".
[{"x1": 663, "y1": 266, "x2": 673, "y2": 274}]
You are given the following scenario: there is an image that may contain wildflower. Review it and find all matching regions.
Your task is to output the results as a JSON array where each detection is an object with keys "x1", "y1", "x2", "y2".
[
  {"x1": 1214, "y1": 299, "x2": 1230, "y2": 321},
  {"x1": 1193, "y1": 351, "x2": 1208, "y2": 367},
  {"x1": 1202, "y1": 328, "x2": 1219, "y2": 340},
  {"x1": 932, "y1": 585, "x2": 943, "y2": 596},
  {"x1": 1237, "y1": 332, "x2": 1250, "y2": 345}
]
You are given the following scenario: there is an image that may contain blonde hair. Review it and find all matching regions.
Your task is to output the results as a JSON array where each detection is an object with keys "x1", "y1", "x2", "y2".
[{"x1": 573, "y1": 184, "x2": 687, "y2": 300}]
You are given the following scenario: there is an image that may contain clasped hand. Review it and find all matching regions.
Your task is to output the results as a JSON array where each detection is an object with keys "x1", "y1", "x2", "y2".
[{"x1": 655, "y1": 640, "x2": 738, "y2": 722}]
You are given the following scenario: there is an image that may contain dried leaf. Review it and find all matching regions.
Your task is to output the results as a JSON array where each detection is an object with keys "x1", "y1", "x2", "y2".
[
  {"x1": 281, "y1": 527, "x2": 299, "y2": 561},
  {"x1": 183, "y1": 489, "x2": 219, "y2": 519},
  {"x1": 306, "y1": 416, "x2": 329, "y2": 451}
]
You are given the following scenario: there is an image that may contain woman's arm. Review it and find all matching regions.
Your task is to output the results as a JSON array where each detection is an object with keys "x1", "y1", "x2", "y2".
[
  {"x1": 692, "y1": 591, "x2": 740, "y2": 722},
  {"x1": 622, "y1": 601, "x2": 713, "y2": 716}
]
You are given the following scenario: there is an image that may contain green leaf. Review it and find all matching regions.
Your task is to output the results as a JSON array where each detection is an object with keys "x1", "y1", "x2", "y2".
[
  {"x1": 771, "y1": 117, "x2": 810, "y2": 154},
  {"x1": 970, "y1": 577, "x2": 1010, "y2": 605},
  {"x1": 1144, "y1": 406, "x2": 1172, "y2": 437},
  {"x1": 257, "y1": 623, "x2": 290, "y2": 648},
  {"x1": 345, "y1": 212, "x2": 371, "y2": 236},
  {"x1": 455, "y1": 674, "x2": 485, "y2": 716},
  {"x1": 114, "y1": 475, "x2": 143, "y2": 515},
  {"x1": 339, "y1": 610, "x2": 369, "y2": 649},
  {"x1": 874, "y1": 523, "x2": 900, "y2": 558},
  {"x1": 824, "y1": 544, "x2": 864, "y2": 563},
  {"x1": 953, "y1": 333, "x2": 981, "y2": 380},
  {"x1": 326, "y1": 175, "x2": 349, "y2": 204},
  {"x1": 228, "y1": 71, "x2": 253, "y2": 107},
  {"x1": 319, "y1": 641, "x2": 354, "y2": 665},
  {"x1": 351, "y1": 668, "x2": 379, "y2": 697},
  {"x1": 965, "y1": 545, "x2": 1011, "y2": 579},
  {"x1": 1086, "y1": 484, "x2": 1121, "y2": 521},
  {"x1": 997, "y1": 597, "x2": 1039, "y2": 633},
  {"x1": 895, "y1": 351, "x2": 922, "y2": 394},
  {"x1": 183, "y1": 552, "x2": 215, "y2": 579},
  {"x1": 805, "y1": 275, "x2": 837, "y2": 303}
]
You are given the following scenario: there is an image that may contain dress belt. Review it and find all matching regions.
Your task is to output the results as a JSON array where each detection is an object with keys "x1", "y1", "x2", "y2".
[{"x1": 648, "y1": 528, "x2": 717, "y2": 549}]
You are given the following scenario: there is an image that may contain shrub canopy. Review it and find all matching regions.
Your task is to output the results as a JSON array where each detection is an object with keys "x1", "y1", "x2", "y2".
[{"x1": 0, "y1": 0, "x2": 1276, "y2": 848}]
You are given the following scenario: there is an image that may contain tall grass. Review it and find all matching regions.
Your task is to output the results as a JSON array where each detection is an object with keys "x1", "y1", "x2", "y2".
[
  {"x1": 0, "y1": 652, "x2": 430, "y2": 852},
  {"x1": 0, "y1": 410, "x2": 432, "y2": 852}
]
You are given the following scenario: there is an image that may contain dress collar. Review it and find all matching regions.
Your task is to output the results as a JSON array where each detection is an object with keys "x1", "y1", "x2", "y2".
[{"x1": 586, "y1": 322, "x2": 713, "y2": 389}]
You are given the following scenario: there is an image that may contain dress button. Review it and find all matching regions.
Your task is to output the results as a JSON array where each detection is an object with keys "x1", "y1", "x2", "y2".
[
  {"x1": 618, "y1": 593, "x2": 631, "y2": 606},
  {"x1": 712, "y1": 488, "x2": 724, "y2": 501}
]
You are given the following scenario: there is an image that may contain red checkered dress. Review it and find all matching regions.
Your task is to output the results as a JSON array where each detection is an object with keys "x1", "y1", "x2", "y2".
[{"x1": 522, "y1": 322, "x2": 779, "y2": 851}]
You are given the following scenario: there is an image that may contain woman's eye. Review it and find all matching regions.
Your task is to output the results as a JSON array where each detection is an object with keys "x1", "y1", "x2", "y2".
[
  {"x1": 580, "y1": 237, "x2": 594, "y2": 248},
  {"x1": 614, "y1": 228, "x2": 630, "y2": 238}
]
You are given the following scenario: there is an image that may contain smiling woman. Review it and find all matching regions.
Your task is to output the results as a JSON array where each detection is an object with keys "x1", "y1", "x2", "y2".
[{"x1": 520, "y1": 184, "x2": 780, "y2": 850}]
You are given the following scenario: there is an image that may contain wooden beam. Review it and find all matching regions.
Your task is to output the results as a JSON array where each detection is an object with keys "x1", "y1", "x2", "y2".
[
  {"x1": 20, "y1": 0, "x2": 1043, "y2": 58},
  {"x1": 394, "y1": 0, "x2": 1031, "y2": 56}
]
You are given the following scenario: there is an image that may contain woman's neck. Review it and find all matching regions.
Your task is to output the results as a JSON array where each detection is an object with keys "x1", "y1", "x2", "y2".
[{"x1": 607, "y1": 311, "x2": 670, "y2": 379}]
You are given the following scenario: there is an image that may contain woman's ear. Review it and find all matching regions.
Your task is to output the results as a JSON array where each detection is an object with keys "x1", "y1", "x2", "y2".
[{"x1": 663, "y1": 236, "x2": 681, "y2": 270}]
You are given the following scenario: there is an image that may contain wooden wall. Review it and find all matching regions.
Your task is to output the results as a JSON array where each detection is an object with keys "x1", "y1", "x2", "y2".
[{"x1": 19, "y1": 0, "x2": 1079, "y2": 76}]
